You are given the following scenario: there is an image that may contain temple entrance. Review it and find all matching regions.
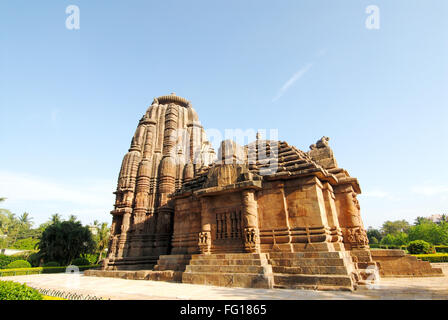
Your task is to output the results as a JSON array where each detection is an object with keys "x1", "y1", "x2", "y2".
[{"x1": 211, "y1": 207, "x2": 245, "y2": 253}]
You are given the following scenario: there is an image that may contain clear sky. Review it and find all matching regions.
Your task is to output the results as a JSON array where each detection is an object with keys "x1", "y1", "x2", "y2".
[{"x1": 0, "y1": 1, "x2": 447, "y2": 228}]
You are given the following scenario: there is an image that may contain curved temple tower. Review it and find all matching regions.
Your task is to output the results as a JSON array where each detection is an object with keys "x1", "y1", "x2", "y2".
[
  {"x1": 105, "y1": 94, "x2": 215, "y2": 269},
  {"x1": 98, "y1": 94, "x2": 442, "y2": 290}
]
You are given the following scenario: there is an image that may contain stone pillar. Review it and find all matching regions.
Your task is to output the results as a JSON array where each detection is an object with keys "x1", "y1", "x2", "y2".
[
  {"x1": 117, "y1": 211, "x2": 131, "y2": 258},
  {"x1": 198, "y1": 197, "x2": 212, "y2": 254},
  {"x1": 242, "y1": 190, "x2": 260, "y2": 253},
  {"x1": 334, "y1": 184, "x2": 369, "y2": 250},
  {"x1": 321, "y1": 182, "x2": 344, "y2": 250}
]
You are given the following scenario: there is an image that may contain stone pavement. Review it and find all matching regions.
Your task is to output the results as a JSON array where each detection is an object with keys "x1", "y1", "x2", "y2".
[{"x1": 2, "y1": 272, "x2": 448, "y2": 300}]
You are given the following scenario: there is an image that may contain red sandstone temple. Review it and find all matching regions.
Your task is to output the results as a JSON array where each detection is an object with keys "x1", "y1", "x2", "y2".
[{"x1": 86, "y1": 94, "x2": 442, "y2": 290}]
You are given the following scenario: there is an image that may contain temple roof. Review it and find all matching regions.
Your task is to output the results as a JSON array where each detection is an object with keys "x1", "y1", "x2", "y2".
[
  {"x1": 155, "y1": 93, "x2": 191, "y2": 107},
  {"x1": 173, "y1": 140, "x2": 341, "y2": 197}
]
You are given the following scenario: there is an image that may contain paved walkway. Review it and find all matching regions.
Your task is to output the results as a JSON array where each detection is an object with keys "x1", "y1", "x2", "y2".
[{"x1": 2, "y1": 273, "x2": 448, "y2": 300}]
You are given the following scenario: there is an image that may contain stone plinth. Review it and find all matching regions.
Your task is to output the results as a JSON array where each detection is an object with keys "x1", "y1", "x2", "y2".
[{"x1": 371, "y1": 250, "x2": 443, "y2": 277}]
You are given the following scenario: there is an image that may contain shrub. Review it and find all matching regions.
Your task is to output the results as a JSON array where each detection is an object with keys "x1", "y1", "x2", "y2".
[
  {"x1": 82, "y1": 253, "x2": 99, "y2": 265},
  {"x1": 42, "y1": 261, "x2": 59, "y2": 267},
  {"x1": 0, "y1": 280, "x2": 43, "y2": 300},
  {"x1": 407, "y1": 240, "x2": 434, "y2": 254},
  {"x1": 435, "y1": 245, "x2": 448, "y2": 253},
  {"x1": 0, "y1": 255, "x2": 14, "y2": 269},
  {"x1": 5, "y1": 260, "x2": 32, "y2": 269},
  {"x1": 413, "y1": 253, "x2": 448, "y2": 263},
  {"x1": 72, "y1": 257, "x2": 90, "y2": 266}
]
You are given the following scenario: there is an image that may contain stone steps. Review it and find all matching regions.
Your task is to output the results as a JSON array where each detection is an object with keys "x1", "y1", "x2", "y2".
[
  {"x1": 269, "y1": 258, "x2": 346, "y2": 267},
  {"x1": 185, "y1": 265, "x2": 267, "y2": 274},
  {"x1": 190, "y1": 253, "x2": 264, "y2": 260},
  {"x1": 182, "y1": 253, "x2": 274, "y2": 289},
  {"x1": 153, "y1": 254, "x2": 191, "y2": 272},
  {"x1": 268, "y1": 251, "x2": 348, "y2": 259},
  {"x1": 183, "y1": 272, "x2": 274, "y2": 289},
  {"x1": 273, "y1": 274, "x2": 354, "y2": 291},
  {"x1": 271, "y1": 265, "x2": 350, "y2": 275},
  {"x1": 370, "y1": 249, "x2": 444, "y2": 277},
  {"x1": 189, "y1": 258, "x2": 267, "y2": 266},
  {"x1": 267, "y1": 251, "x2": 356, "y2": 291}
]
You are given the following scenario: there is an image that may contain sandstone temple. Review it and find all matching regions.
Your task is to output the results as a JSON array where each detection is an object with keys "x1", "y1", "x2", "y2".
[{"x1": 86, "y1": 93, "x2": 443, "y2": 291}]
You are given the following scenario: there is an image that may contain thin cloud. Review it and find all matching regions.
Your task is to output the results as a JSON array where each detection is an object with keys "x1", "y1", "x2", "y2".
[
  {"x1": 0, "y1": 171, "x2": 113, "y2": 205},
  {"x1": 363, "y1": 190, "x2": 389, "y2": 198},
  {"x1": 411, "y1": 185, "x2": 448, "y2": 196},
  {"x1": 272, "y1": 63, "x2": 313, "y2": 102},
  {"x1": 362, "y1": 189, "x2": 399, "y2": 201}
]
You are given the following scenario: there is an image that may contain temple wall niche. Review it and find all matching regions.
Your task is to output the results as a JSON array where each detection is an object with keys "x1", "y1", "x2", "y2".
[
  {"x1": 172, "y1": 196, "x2": 201, "y2": 254},
  {"x1": 256, "y1": 182, "x2": 289, "y2": 231}
]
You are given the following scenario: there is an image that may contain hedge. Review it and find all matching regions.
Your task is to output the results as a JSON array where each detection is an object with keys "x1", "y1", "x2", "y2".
[
  {"x1": 0, "y1": 265, "x2": 99, "y2": 277},
  {"x1": 412, "y1": 253, "x2": 448, "y2": 263},
  {"x1": 0, "y1": 280, "x2": 43, "y2": 300},
  {"x1": 370, "y1": 244, "x2": 448, "y2": 253},
  {"x1": 369, "y1": 244, "x2": 407, "y2": 250},
  {"x1": 0, "y1": 253, "x2": 37, "y2": 269},
  {"x1": 435, "y1": 246, "x2": 448, "y2": 253}
]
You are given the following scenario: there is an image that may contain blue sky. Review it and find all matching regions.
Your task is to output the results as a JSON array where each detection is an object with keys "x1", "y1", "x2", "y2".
[{"x1": 0, "y1": 1, "x2": 447, "y2": 228}]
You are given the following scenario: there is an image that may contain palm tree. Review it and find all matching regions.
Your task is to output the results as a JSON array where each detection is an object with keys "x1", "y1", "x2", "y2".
[
  {"x1": 49, "y1": 213, "x2": 62, "y2": 224},
  {"x1": 95, "y1": 223, "x2": 110, "y2": 263},
  {"x1": 68, "y1": 214, "x2": 78, "y2": 223},
  {"x1": 18, "y1": 212, "x2": 33, "y2": 227}
]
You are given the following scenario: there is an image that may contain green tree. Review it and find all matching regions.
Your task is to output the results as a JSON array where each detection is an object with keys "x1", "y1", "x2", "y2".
[
  {"x1": 408, "y1": 221, "x2": 448, "y2": 245},
  {"x1": 68, "y1": 215, "x2": 78, "y2": 223},
  {"x1": 437, "y1": 214, "x2": 448, "y2": 225},
  {"x1": 37, "y1": 221, "x2": 96, "y2": 265},
  {"x1": 380, "y1": 232, "x2": 408, "y2": 246},
  {"x1": 50, "y1": 213, "x2": 62, "y2": 224},
  {"x1": 381, "y1": 220, "x2": 410, "y2": 236},
  {"x1": 414, "y1": 216, "x2": 432, "y2": 225},
  {"x1": 367, "y1": 227, "x2": 382, "y2": 243}
]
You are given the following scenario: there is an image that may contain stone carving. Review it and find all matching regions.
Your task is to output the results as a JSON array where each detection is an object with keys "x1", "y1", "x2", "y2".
[
  {"x1": 345, "y1": 227, "x2": 369, "y2": 247},
  {"x1": 309, "y1": 136, "x2": 330, "y2": 150},
  {"x1": 198, "y1": 231, "x2": 210, "y2": 244},
  {"x1": 244, "y1": 228, "x2": 257, "y2": 244},
  {"x1": 198, "y1": 231, "x2": 211, "y2": 254}
]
